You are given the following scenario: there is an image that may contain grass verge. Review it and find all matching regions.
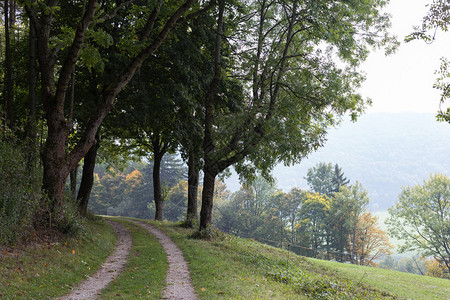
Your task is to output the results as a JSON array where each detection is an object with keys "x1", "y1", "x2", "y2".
[
  {"x1": 0, "y1": 216, "x2": 116, "y2": 299},
  {"x1": 152, "y1": 222, "x2": 397, "y2": 299},
  {"x1": 308, "y1": 258, "x2": 450, "y2": 300},
  {"x1": 99, "y1": 218, "x2": 167, "y2": 299}
]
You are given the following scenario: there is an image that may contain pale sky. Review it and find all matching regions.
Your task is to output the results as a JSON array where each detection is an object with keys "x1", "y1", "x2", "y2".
[{"x1": 361, "y1": 0, "x2": 450, "y2": 114}]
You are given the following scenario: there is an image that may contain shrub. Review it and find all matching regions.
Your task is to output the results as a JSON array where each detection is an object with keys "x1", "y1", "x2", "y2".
[{"x1": 0, "y1": 119, "x2": 43, "y2": 245}]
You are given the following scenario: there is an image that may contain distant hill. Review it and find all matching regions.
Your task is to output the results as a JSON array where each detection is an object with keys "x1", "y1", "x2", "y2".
[{"x1": 225, "y1": 112, "x2": 450, "y2": 211}]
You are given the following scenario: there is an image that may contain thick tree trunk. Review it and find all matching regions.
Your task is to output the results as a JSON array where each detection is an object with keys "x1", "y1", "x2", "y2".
[
  {"x1": 77, "y1": 134, "x2": 100, "y2": 216},
  {"x1": 200, "y1": 169, "x2": 216, "y2": 229},
  {"x1": 186, "y1": 152, "x2": 199, "y2": 226},
  {"x1": 153, "y1": 151, "x2": 165, "y2": 221},
  {"x1": 41, "y1": 110, "x2": 71, "y2": 220}
]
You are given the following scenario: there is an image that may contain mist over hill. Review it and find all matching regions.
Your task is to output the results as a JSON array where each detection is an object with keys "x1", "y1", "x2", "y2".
[{"x1": 225, "y1": 112, "x2": 450, "y2": 211}]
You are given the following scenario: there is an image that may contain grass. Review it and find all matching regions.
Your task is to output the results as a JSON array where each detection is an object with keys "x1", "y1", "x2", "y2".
[
  {"x1": 0, "y1": 216, "x2": 116, "y2": 299},
  {"x1": 99, "y1": 218, "x2": 167, "y2": 299},
  {"x1": 309, "y1": 258, "x2": 450, "y2": 300},
  {"x1": 2, "y1": 217, "x2": 449, "y2": 299},
  {"x1": 151, "y1": 222, "x2": 398, "y2": 299},
  {"x1": 0, "y1": 217, "x2": 168, "y2": 299}
]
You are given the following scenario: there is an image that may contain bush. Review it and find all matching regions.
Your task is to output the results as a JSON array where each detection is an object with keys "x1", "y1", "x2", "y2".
[
  {"x1": 0, "y1": 121, "x2": 43, "y2": 245},
  {"x1": 54, "y1": 192, "x2": 87, "y2": 236}
]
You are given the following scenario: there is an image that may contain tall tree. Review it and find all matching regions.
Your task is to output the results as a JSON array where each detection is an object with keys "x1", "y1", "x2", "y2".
[
  {"x1": 297, "y1": 192, "x2": 331, "y2": 257},
  {"x1": 387, "y1": 173, "x2": 450, "y2": 274},
  {"x1": 306, "y1": 162, "x2": 335, "y2": 196},
  {"x1": 26, "y1": 17, "x2": 38, "y2": 168},
  {"x1": 332, "y1": 182, "x2": 370, "y2": 264},
  {"x1": 332, "y1": 164, "x2": 350, "y2": 193},
  {"x1": 199, "y1": 0, "x2": 394, "y2": 230},
  {"x1": 22, "y1": 0, "x2": 199, "y2": 222},
  {"x1": 4, "y1": 0, "x2": 14, "y2": 129},
  {"x1": 351, "y1": 212, "x2": 393, "y2": 266}
]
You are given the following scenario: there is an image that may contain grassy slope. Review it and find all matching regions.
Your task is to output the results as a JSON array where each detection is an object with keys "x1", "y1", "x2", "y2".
[
  {"x1": 309, "y1": 258, "x2": 450, "y2": 300},
  {"x1": 2, "y1": 217, "x2": 449, "y2": 299},
  {"x1": 153, "y1": 223, "x2": 399, "y2": 299},
  {"x1": 0, "y1": 217, "x2": 116, "y2": 299},
  {"x1": 153, "y1": 222, "x2": 450, "y2": 300}
]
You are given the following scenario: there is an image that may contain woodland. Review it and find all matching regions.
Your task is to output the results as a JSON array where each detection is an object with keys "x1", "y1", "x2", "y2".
[{"x1": 1, "y1": 0, "x2": 449, "y2": 282}]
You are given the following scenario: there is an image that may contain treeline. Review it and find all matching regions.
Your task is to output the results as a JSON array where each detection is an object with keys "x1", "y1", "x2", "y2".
[
  {"x1": 91, "y1": 160, "x2": 392, "y2": 267},
  {"x1": 88, "y1": 154, "x2": 187, "y2": 221},
  {"x1": 85, "y1": 158, "x2": 450, "y2": 277},
  {"x1": 214, "y1": 163, "x2": 393, "y2": 267}
]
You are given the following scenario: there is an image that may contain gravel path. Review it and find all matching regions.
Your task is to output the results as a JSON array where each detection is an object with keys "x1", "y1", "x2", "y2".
[
  {"x1": 129, "y1": 220, "x2": 198, "y2": 300},
  {"x1": 59, "y1": 220, "x2": 132, "y2": 300}
]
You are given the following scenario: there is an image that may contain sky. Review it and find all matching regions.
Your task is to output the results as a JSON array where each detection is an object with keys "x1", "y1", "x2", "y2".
[{"x1": 361, "y1": 0, "x2": 450, "y2": 114}]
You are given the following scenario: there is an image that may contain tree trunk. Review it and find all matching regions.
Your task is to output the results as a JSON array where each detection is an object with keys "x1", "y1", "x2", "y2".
[
  {"x1": 186, "y1": 151, "x2": 199, "y2": 226},
  {"x1": 27, "y1": 19, "x2": 37, "y2": 168},
  {"x1": 69, "y1": 164, "x2": 79, "y2": 201},
  {"x1": 199, "y1": 0, "x2": 225, "y2": 230},
  {"x1": 153, "y1": 150, "x2": 165, "y2": 221},
  {"x1": 4, "y1": 0, "x2": 14, "y2": 129},
  {"x1": 41, "y1": 115, "x2": 71, "y2": 220},
  {"x1": 77, "y1": 134, "x2": 100, "y2": 216},
  {"x1": 200, "y1": 169, "x2": 216, "y2": 229}
]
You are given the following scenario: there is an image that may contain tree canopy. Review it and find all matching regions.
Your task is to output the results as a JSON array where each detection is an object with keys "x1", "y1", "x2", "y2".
[
  {"x1": 407, "y1": 0, "x2": 450, "y2": 123},
  {"x1": 1, "y1": 0, "x2": 396, "y2": 233},
  {"x1": 387, "y1": 173, "x2": 450, "y2": 275}
]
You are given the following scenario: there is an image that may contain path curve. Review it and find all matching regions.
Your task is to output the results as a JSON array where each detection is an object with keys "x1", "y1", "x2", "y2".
[
  {"x1": 59, "y1": 220, "x2": 132, "y2": 300},
  {"x1": 129, "y1": 220, "x2": 197, "y2": 300}
]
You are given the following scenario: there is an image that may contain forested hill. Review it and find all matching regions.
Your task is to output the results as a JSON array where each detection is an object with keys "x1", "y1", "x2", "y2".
[{"x1": 227, "y1": 112, "x2": 450, "y2": 211}]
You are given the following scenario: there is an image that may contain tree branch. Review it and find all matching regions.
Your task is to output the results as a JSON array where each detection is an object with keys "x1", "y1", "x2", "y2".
[{"x1": 55, "y1": 0, "x2": 99, "y2": 111}]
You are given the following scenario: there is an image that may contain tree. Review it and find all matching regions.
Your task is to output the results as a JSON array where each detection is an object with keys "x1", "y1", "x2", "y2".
[
  {"x1": 272, "y1": 188, "x2": 307, "y2": 244},
  {"x1": 407, "y1": 1, "x2": 450, "y2": 123},
  {"x1": 199, "y1": 0, "x2": 394, "y2": 230},
  {"x1": 21, "y1": 0, "x2": 199, "y2": 224},
  {"x1": 165, "y1": 180, "x2": 189, "y2": 222},
  {"x1": 331, "y1": 182, "x2": 370, "y2": 262},
  {"x1": 350, "y1": 212, "x2": 393, "y2": 266},
  {"x1": 3, "y1": 0, "x2": 14, "y2": 129},
  {"x1": 306, "y1": 162, "x2": 334, "y2": 195},
  {"x1": 296, "y1": 192, "x2": 331, "y2": 257},
  {"x1": 306, "y1": 162, "x2": 350, "y2": 196},
  {"x1": 387, "y1": 173, "x2": 450, "y2": 275},
  {"x1": 332, "y1": 164, "x2": 350, "y2": 193}
]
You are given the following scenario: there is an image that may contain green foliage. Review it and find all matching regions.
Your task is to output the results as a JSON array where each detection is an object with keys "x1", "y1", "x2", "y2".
[
  {"x1": 379, "y1": 255, "x2": 426, "y2": 276},
  {"x1": 387, "y1": 173, "x2": 450, "y2": 274},
  {"x1": 0, "y1": 125, "x2": 43, "y2": 245},
  {"x1": 406, "y1": 1, "x2": 450, "y2": 123},
  {"x1": 54, "y1": 192, "x2": 87, "y2": 236},
  {"x1": 306, "y1": 162, "x2": 350, "y2": 195}
]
